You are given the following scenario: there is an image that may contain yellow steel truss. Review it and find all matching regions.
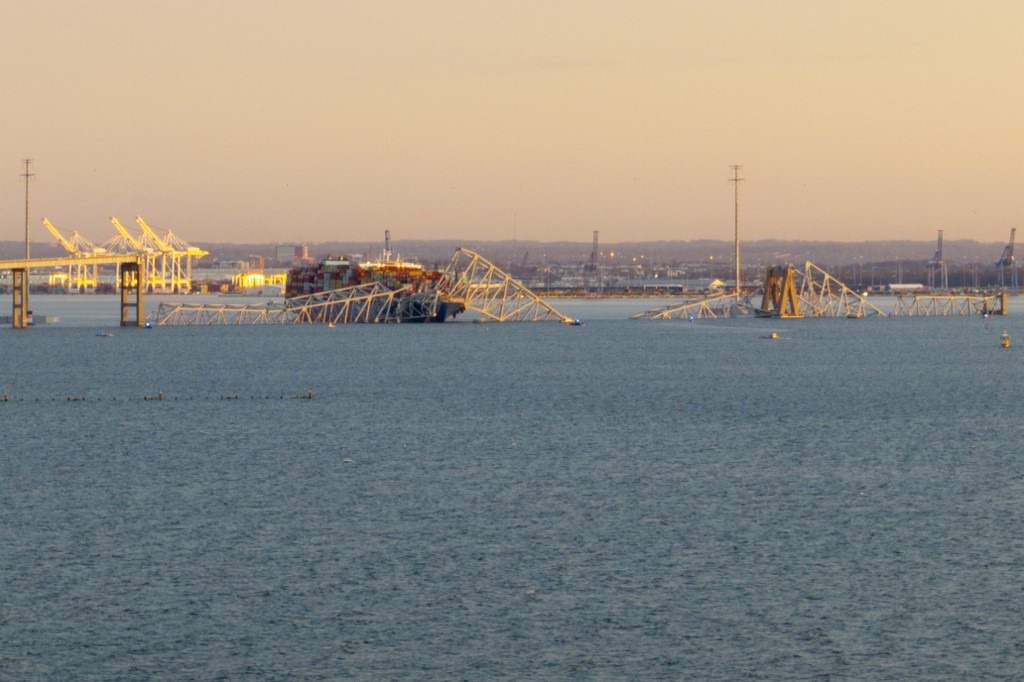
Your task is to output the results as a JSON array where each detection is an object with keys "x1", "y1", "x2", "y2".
[
  {"x1": 793, "y1": 262, "x2": 885, "y2": 318},
  {"x1": 759, "y1": 265, "x2": 802, "y2": 318}
]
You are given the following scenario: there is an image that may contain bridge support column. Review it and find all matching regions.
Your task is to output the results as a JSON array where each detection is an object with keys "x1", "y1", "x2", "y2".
[
  {"x1": 11, "y1": 268, "x2": 29, "y2": 329},
  {"x1": 120, "y1": 261, "x2": 145, "y2": 327},
  {"x1": 760, "y1": 266, "x2": 802, "y2": 318}
]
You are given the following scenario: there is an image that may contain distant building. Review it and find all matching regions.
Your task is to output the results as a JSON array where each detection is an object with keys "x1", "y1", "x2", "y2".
[
  {"x1": 274, "y1": 244, "x2": 309, "y2": 266},
  {"x1": 886, "y1": 283, "x2": 926, "y2": 294},
  {"x1": 275, "y1": 245, "x2": 296, "y2": 264}
]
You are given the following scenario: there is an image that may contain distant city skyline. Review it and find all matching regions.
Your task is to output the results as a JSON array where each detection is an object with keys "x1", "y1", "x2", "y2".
[{"x1": 2, "y1": 1, "x2": 1021, "y2": 245}]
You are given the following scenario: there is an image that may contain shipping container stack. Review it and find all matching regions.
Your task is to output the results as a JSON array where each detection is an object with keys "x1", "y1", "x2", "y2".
[{"x1": 285, "y1": 257, "x2": 444, "y2": 298}]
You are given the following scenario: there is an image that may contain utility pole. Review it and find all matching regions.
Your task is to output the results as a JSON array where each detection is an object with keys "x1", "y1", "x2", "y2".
[
  {"x1": 20, "y1": 159, "x2": 34, "y2": 321},
  {"x1": 729, "y1": 165, "x2": 743, "y2": 299},
  {"x1": 21, "y1": 159, "x2": 34, "y2": 259}
]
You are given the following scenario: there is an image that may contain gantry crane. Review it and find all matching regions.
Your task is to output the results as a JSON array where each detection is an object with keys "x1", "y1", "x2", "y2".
[
  {"x1": 928, "y1": 229, "x2": 948, "y2": 290},
  {"x1": 42, "y1": 218, "x2": 105, "y2": 290},
  {"x1": 160, "y1": 229, "x2": 208, "y2": 288},
  {"x1": 584, "y1": 230, "x2": 602, "y2": 294},
  {"x1": 136, "y1": 216, "x2": 191, "y2": 292},
  {"x1": 996, "y1": 228, "x2": 1017, "y2": 289},
  {"x1": 106, "y1": 217, "x2": 159, "y2": 290}
]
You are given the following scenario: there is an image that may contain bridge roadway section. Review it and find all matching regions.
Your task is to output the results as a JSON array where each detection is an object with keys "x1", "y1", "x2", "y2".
[{"x1": 0, "y1": 255, "x2": 146, "y2": 328}]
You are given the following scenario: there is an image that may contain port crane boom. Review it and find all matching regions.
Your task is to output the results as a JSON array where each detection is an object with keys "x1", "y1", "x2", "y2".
[
  {"x1": 42, "y1": 217, "x2": 103, "y2": 289},
  {"x1": 928, "y1": 229, "x2": 948, "y2": 290},
  {"x1": 136, "y1": 216, "x2": 189, "y2": 292},
  {"x1": 161, "y1": 230, "x2": 209, "y2": 287},
  {"x1": 107, "y1": 217, "x2": 158, "y2": 290},
  {"x1": 996, "y1": 228, "x2": 1017, "y2": 289},
  {"x1": 43, "y1": 217, "x2": 77, "y2": 255}
]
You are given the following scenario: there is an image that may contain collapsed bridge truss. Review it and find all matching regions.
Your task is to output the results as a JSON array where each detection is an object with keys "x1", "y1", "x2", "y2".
[
  {"x1": 438, "y1": 248, "x2": 572, "y2": 322},
  {"x1": 151, "y1": 283, "x2": 421, "y2": 326},
  {"x1": 150, "y1": 248, "x2": 571, "y2": 326},
  {"x1": 630, "y1": 293, "x2": 757, "y2": 321},
  {"x1": 761, "y1": 262, "x2": 886, "y2": 318},
  {"x1": 633, "y1": 261, "x2": 1007, "y2": 320}
]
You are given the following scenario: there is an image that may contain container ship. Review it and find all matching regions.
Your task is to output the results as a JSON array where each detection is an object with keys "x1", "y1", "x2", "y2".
[
  {"x1": 285, "y1": 255, "x2": 440, "y2": 297},
  {"x1": 285, "y1": 249, "x2": 464, "y2": 323}
]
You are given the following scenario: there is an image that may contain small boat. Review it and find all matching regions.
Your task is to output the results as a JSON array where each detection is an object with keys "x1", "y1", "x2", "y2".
[
  {"x1": 96, "y1": 330, "x2": 113, "y2": 337},
  {"x1": 761, "y1": 331, "x2": 778, "y2": 340},
  {"x1": 1001, "y1": 329, "x2": 1010, "y2": 348}
]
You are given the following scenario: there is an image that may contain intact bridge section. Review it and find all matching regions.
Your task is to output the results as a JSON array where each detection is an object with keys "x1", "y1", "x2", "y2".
[{"x1": 0, "y1": 254, "x2": 147, "y2": 328}]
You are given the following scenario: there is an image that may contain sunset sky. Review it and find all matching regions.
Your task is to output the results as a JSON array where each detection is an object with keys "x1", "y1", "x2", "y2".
[{"x1": 1, "y1": 1, "x2": 1021, "y2": 246}]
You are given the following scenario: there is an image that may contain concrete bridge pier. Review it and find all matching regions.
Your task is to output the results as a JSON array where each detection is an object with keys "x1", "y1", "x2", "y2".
[
  {"x1": 2, "y1": 254, "x2": 147, "y2": 329},
  {"x1": 120, "y1": 262, "x2": 145, "y2": 327},
  {"x1": 12, "y1": 268, "x2": 28, "y2": 328}
]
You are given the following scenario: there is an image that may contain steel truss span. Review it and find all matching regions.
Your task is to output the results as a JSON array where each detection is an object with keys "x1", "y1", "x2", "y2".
[
  {"x1": 789, "y1": 261, "x2": 886, "y2": 318},
  {"x1": 151, "y1": 283, "x2": 429, "y2": 326},
  {"x1": 439, "y1": 248, "x2": 573, "y2": 323},
  {"x1": 889, "y1": 294, "x2": 1006, "y2": 317},
  {"x1": 150, "y1": 248, "x2": 571, "y2": 326},
  {"x1": 633, "y1": 261, "x2": 1008, "y2": 320},
  {"x1": 630, "y1": 293, "x2": 756, "y2": 320},
  {"x1": 152, "y1": 300, "x2": 291, "y2": 325}
]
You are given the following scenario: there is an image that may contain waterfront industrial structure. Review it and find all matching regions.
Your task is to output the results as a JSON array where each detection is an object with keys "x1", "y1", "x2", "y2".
[
  {"x1": 584, "y1": 230, "x2": 602, "y2": 294},
  {"x1": 6, "y1": 231, "x2": 1023, "y2": 298},
  {"x1": 928, "y1": 230, "x2": 949, "y2": 290},
  {"x1": 28, "y1": 216, "x2": 208, "y2": 294},
  {"x1": 633, "y1": 261, "x2": 1007, "y2": 320},
  {"x1": 42, "y1": 218, "x2": 105, "y2": 290},
  {"x1": 106, "y1": 217, "x2": 208, "y2": 293},
  {"x1": 149, "y1": 248, "x2": 573, "y2": 326},
  {"x1": 2, "y1": 203, "x2": 1018, "y2": 328},
  {"x1": 1, "y1": 250, "x2": 1010, "y2": 329},
  {"x1": 996, "y1": 228, "x2": 1017, "y2": 289}
]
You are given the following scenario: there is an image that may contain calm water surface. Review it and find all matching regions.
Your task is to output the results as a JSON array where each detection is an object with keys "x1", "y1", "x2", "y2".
[{"x1": 2, "y1": 295, "x2": 1023, "y2": 679}]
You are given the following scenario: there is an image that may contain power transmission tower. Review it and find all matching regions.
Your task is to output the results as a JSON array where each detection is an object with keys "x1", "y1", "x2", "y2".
[{"x1": 729, "y1": 165, "x2": 743, "y2": 298}]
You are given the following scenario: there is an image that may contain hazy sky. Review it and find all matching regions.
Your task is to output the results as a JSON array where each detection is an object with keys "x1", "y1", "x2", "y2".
[{"x1": 2, "y1": 1, "x2": 1021, "y2": 246}]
